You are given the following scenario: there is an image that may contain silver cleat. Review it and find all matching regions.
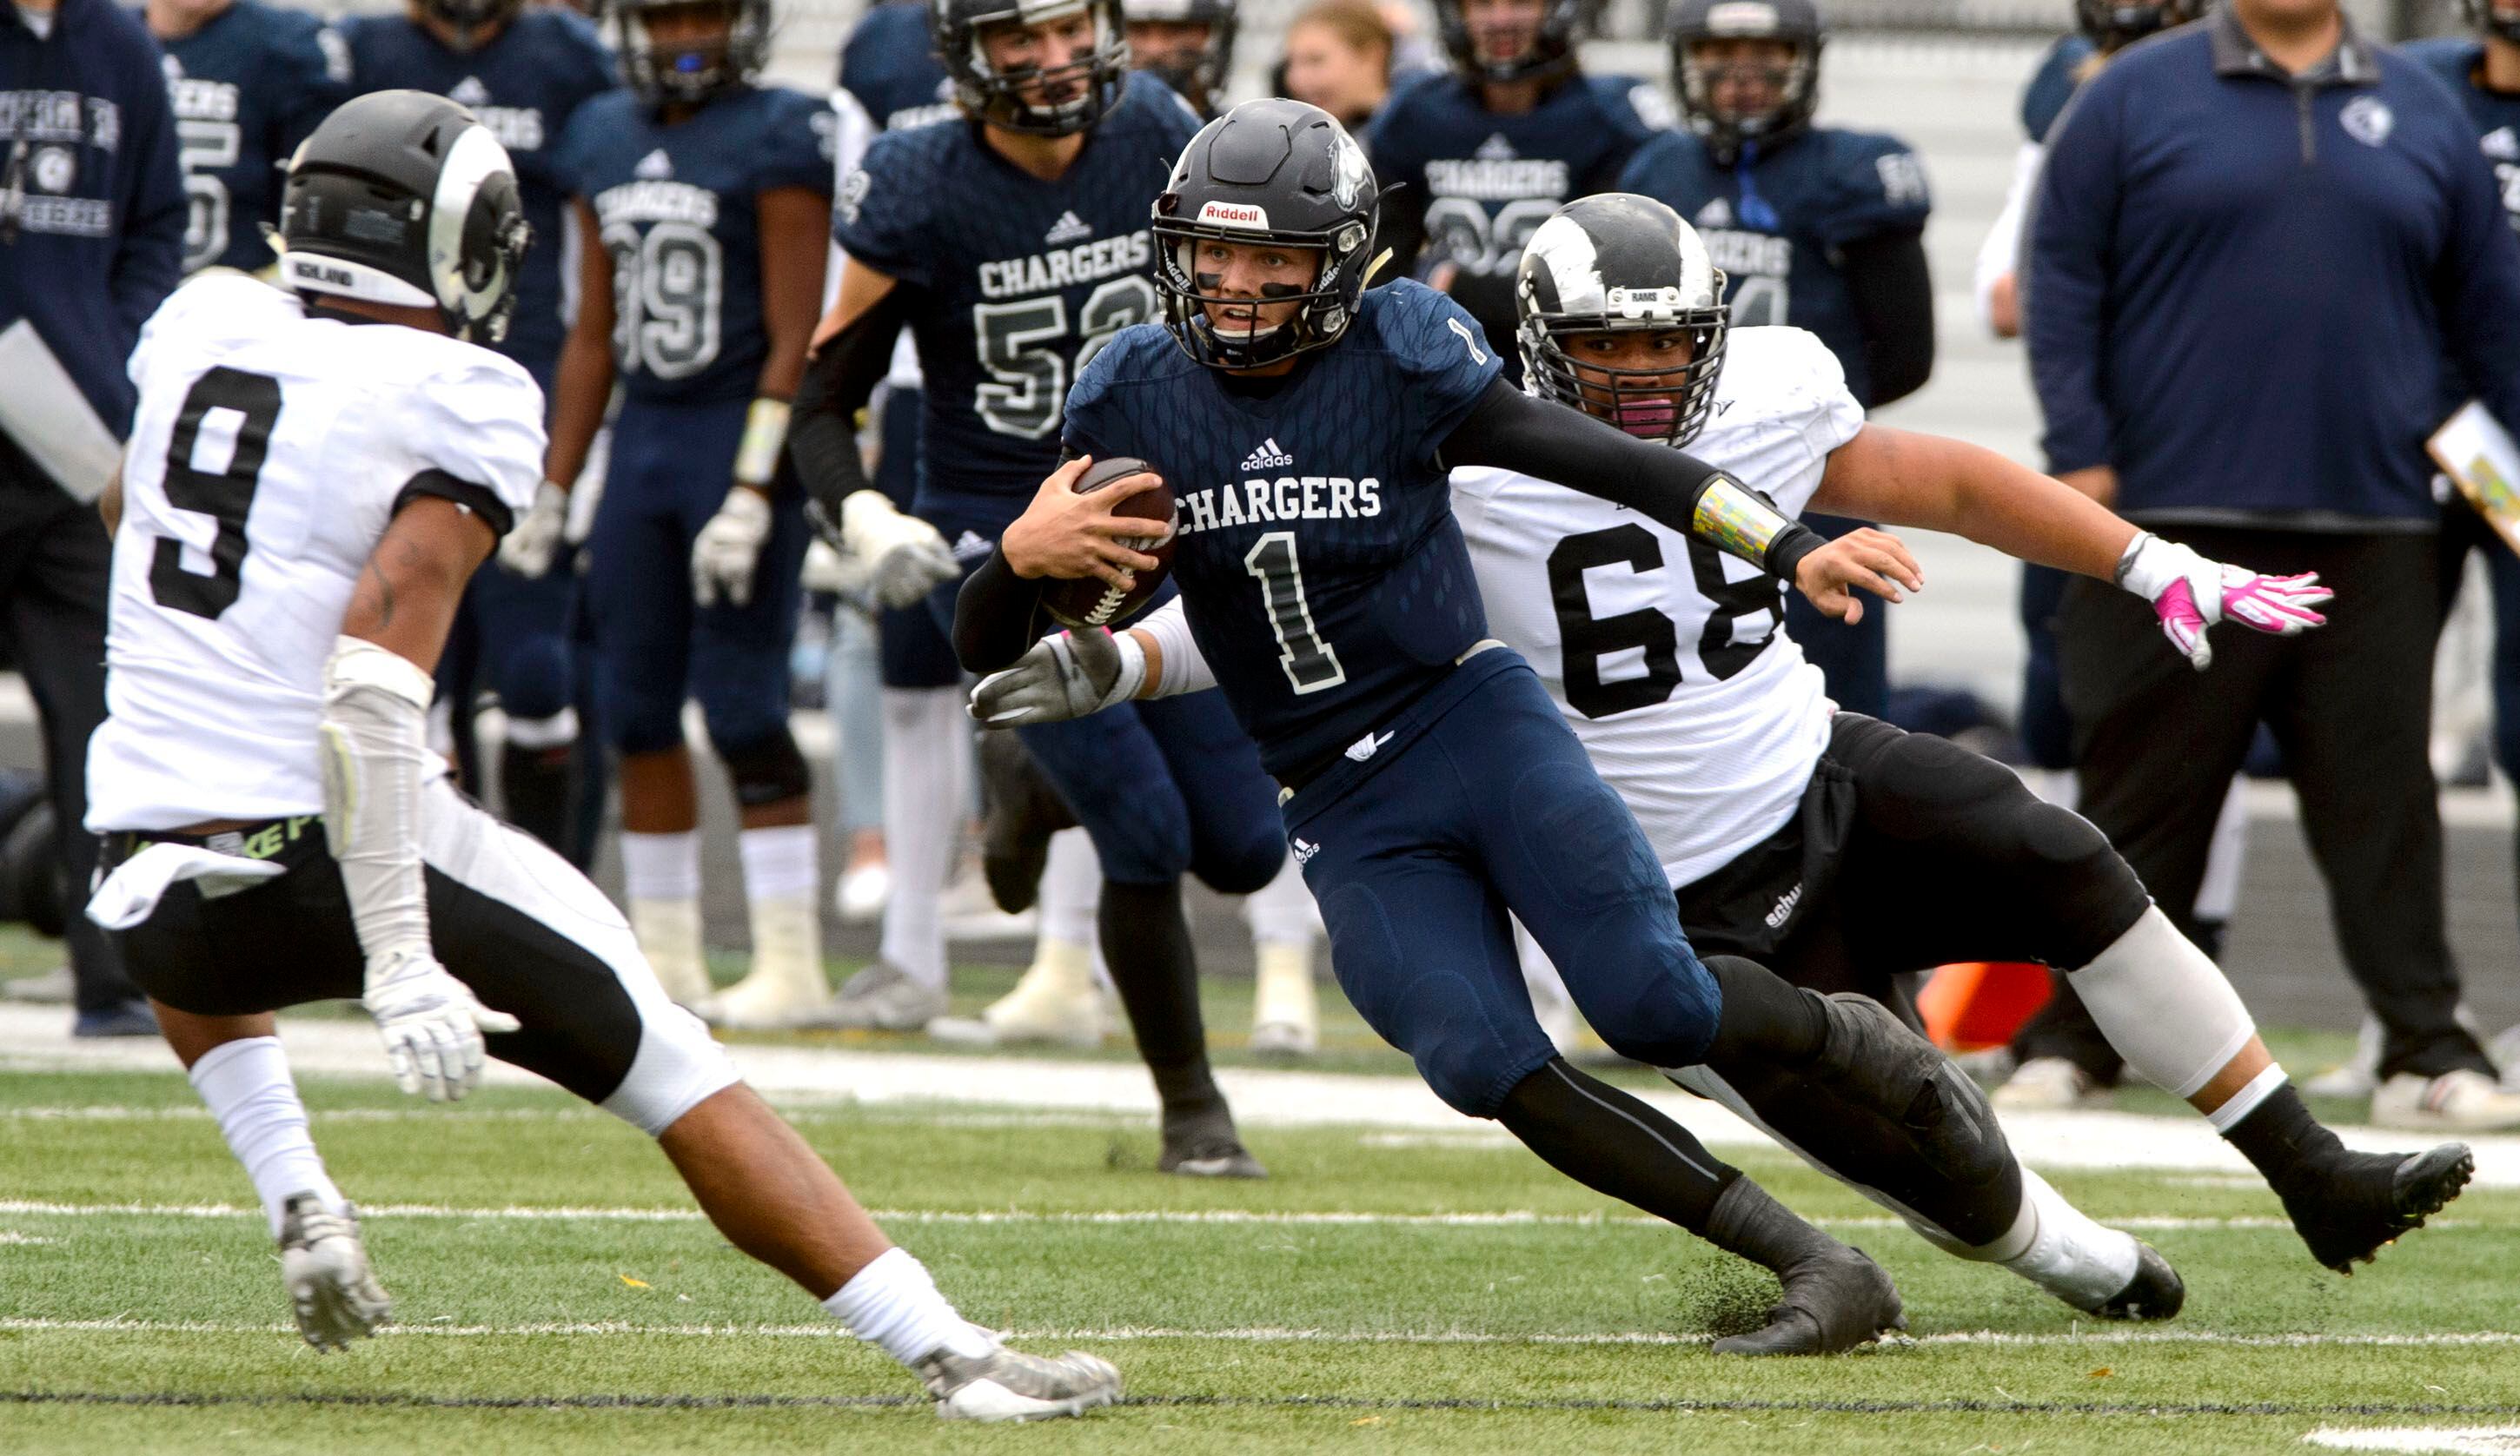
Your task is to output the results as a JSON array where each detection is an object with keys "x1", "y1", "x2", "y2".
[
  {"x1": 279, "y1": 1192, "x2": 391, "y2": 1352},
  {"x1": 913, "y1": 1342, "x2": 1123, "y2": 1422}
]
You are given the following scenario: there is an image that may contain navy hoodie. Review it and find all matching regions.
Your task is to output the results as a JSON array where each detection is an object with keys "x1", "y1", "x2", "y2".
[{"x1": 1, "y1": 0, "x2": 184, "y2": 459}]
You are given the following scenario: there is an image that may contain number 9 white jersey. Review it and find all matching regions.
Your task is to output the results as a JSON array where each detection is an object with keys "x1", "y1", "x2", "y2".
[
  {"x1": 87, "y1": 273, "x2": 546, "y2": 833},
  {"x1": 1450, "y1": 328, "x2": 1866, "y2": 889}
]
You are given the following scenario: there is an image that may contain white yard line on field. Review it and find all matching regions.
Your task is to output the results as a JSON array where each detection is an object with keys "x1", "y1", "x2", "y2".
[{"x1": 7, "y1": 1003, "x2": 2519, "y2": 1186}]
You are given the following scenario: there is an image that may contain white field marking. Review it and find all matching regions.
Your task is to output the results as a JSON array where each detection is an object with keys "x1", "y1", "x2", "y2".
[
  {"x1": 0, "y1": 1199, "x2": 2445, "y2": 1234},
  {"x1": 7, "y1": 1001, "x2": 2517, "y2": 1188},
  {"x1": 2304, "y1": 1429, "x2": 2520, "y2": 1454},
  {"x1": 0, "y1": 1231, "x2": 52, "y2": 1245},
  {"x1": 3, "y1": 1316, "x2": 2518, "y2": 1352}
]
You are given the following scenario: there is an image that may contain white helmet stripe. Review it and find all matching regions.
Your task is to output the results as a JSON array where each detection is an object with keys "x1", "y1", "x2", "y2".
[
  {"x1": 1529, "y1": 213, "x2": 1607, "y2": 315},
  {"x1": 429, "y1": 122, "x2": 515, "y2": 324}
]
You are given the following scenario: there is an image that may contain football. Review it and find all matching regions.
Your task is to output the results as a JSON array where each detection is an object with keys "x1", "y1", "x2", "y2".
[{"x1": 1040, "y1": 455, "x2": 1177, "y2": 631}]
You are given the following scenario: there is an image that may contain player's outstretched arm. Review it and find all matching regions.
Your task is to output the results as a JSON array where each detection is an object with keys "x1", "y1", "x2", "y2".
[
  {"x1": 324, "y1": 499, "x2": 520, "y2": 1102},
  {"x1": 1438, "y1": 379, "x2": 1919, "y2": 620},
  {"x1": 1814, "y1": 423, "x2": 2331, "y2": 669},
  {"x1": 965, "y1": 598, "x2": 1216, "y2": 726}
]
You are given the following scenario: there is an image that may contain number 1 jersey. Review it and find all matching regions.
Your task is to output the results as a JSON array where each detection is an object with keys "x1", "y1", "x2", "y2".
[
  {"x1": 88, "y1": 274, "x2": 545, "y2": 832},
  {"x1": 1449, "y1": 327, "x2": 1861, "y2": 887}
]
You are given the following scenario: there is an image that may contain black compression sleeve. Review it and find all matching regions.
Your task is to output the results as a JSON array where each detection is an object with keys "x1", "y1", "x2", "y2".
[
  {"x1": 1439, "y1": 379, "x2": 1823, "y2": 579},
  {"x1": 1838, "y1": 228, "x2": 1934, "y2": 409},
  {"x1": 786, "y1": 282, "x2": 918, "y2": 535},
  {"x1": 1373, "y1": 178, "x2": 1427, "y2": 284},
  {"x1": 952, "y1": 544, "x2": 1052, "y2": 674}
]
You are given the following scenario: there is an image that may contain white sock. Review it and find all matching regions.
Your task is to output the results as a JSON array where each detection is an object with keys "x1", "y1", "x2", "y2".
[
  {"x1": 1243, "y1": 850, "x2": 1321, "y2": 949},
  {"x1": 1987, "y1": 1168, "x2": 2142, "y2": 1313},
  {"x1": 2067, "y1": 906, "x2": 2258, "y2": 1101},
  {"x1": 822, "y1": 1247, "x2": 995, "y2": 1367},
  {"x1": 506, "y1": 707, "x2": 580, "y2": 751},
  {"x1": 738, "y1": 824, "x2": 818, "y2": 903},
  {"x1": 724, "y1": 825, "x2": 823, "y2": 1004},
  {"x1": 621, "y1": 830, "x2": 700, "y2": 902},
  {"x1": 189, "y1": 1036, "x2": 343, "y2": 1238},
  {"x1": 2194, "y1": 776, "x2": 2251, "y2": 924},
  {"x1": 1039, "y1": 828, "x2": 1100, "y2": 948},
  {"x1": 878, "y1": 689, "x2": 963, "y2": 992},
  {"x1": 2209, "y1": 1063, "x2": 2290, "y2": 1134}
]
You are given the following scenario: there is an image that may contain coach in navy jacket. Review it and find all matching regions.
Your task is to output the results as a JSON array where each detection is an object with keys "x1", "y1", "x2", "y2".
[
  {"x1": 0, "y1": 0, "x2": 180, "y2": 1034},
  {"x1": 2022, "y1": 0, "x2": 2520, "y2": 1122}
]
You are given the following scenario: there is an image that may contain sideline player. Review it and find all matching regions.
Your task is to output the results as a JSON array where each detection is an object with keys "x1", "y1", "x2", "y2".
[
  {"x1": 1623, "y1": 0, "x2": 1930, "y2": 722},
  {"x1": 1123, "y1": 0, "x2": 1237, "y2": 119},
  {"x1": 958, "y1": 100, "x2": 2025, "y2": 1356},
  {"x1": 1362, "y1": 0, "x2": 1663, "y2": 386},
  {"x1": 86, "y1": 90, "x2": 1121, "y2": 1420},
  {"x1": 542, "y1": 0, "x2": 834, "y2": 1020},
  {"x1": 343, "y1": 0, "x2": 620, "y2": 863},
  {"x1": 145, "y1": 0, "x2": 348, "y2": 278},
  {"x1": 792, "y1": 0, "x2": 1282, "y2": 1175}
]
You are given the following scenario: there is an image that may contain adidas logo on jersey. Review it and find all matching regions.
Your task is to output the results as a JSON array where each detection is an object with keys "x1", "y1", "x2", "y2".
[
  {"x1": 951, "y1": 529, "x2": 995, "y2": 563},
  {"x1": 1695, "y1": 197, "x2": 1734, "y2": 228},
  {"x1": 1043, "y1": 210, "x2": 1094, "y2": 245},
  {"x1": 1240, "y1": 437, "x2": 1293, "y2": 472},
  {"x1": 1475, "y1": 133, "x2": 1515, "y2": 162},
  {"x1": 450, "y1": 76, "x2": 491, "y2": 107},
  {"x1": 2489, "y1": 126, "x2": 2520, "y2": 162},
  {"x1": 1291, "y1": 836, "x2": 1321, "y2": 865},
  {"x1": 634, "y1": 149, "x2": 673, "y2": 181}
]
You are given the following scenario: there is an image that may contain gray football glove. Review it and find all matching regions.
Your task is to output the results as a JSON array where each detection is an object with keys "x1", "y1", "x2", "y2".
[{"x1": 969, "y1": 629, "x2": 1144, "y2": 726}]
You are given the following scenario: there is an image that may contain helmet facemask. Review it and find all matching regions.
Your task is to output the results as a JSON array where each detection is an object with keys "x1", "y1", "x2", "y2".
[
  {"x1": 1675, "y1": 36, "x2": 1816, "y2": 159},
  {"x1": 1434, "y1": 0, "x2": 1585, "y2": 85},
  {"x1": 1520, "y1": 284, "x2": 1728, "y2": 447},
  {"x1": 1153, "y1": 217, "x2": 1370, "y2": 368},
  {"x1": 2463, "y1": 0, "x2": 2520, "y2": 46},
  {"x1": 946, "y1": 0, "x2": 1131, "y2": 137},
  {"x1": 616, "y1": 0, "x2": 770, "y2": 109},
  {"x1": 417, "y1": 0, "x2": 527, "y2": 51}
]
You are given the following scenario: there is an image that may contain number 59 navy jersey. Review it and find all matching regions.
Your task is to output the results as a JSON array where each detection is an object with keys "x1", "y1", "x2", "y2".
[
  {"x1": 832, "y1": 71, "x2": 1201, "y2": 525},
  {"x1": 1063, "y1": 281, "x2": 1503, "y2": 778}
]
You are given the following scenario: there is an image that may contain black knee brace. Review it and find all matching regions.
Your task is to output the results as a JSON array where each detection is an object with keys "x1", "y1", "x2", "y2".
[{"x1": 721, "y1": 728, "x2": 812, "y2": 809}]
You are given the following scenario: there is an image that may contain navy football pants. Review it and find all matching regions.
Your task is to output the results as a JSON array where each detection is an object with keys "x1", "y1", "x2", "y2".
[{"x1": 1287, "y1": 655, "x2": 1723, "y2": 1116}]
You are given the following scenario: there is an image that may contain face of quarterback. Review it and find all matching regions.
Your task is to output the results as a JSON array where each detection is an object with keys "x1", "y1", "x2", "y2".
[
  {"x1": 1192, "y1": 237, "x2": 1323, "y2": 343},
  {"x1": 1462, "y1": 0, "x2": 1547, "y2": 68},
  {"x1": 980, "y1": 6, "x2": 1104, "y2": 110},
  {"x1": 1562, "y1": 328, "x2": 1696, "y2": 439},
  {"x1": 1688, "y1": 36, "x2": 1799, "y2": 125}
]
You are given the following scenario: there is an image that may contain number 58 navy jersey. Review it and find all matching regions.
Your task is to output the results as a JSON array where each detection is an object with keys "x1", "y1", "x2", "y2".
[
  {"x1": 1063, "y1": 281, "x2": 1502, "y2": 778},
  {"x1": 832, "y1": 71, "x2": 1201, "y2": 524}
]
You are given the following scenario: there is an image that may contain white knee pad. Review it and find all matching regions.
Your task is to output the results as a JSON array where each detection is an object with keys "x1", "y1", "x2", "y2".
[
  {"x1": 602, "y1": 998, "x2": 740, "y2": 1136},
  {"x1": 2067, "y1": 905, "x2": 2256, "y2": 1100}
]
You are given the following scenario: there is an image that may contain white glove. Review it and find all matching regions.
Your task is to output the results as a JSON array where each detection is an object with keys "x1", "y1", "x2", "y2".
[
  {"x1": 693, "y1": 486, "x2": 773, "y2": 607},
  {"x1": 969, "y1": 628, "x2": 1145, "y2": 725},
  {"x1": 361, "y1": 947, "x2": 519, "y2": 1102},
  {"x1": 801, "y1": 538, "x2": 873, "y2": 599},
  {"x1": 839, "y1": 489, "x2": 961, "y2": 609},
  {"x1": 498, "y1": 482, "x2": 569, "y2": 579},
  {"x1": 2115, "y1": 532, "x2": 2333, "y2": 672}
]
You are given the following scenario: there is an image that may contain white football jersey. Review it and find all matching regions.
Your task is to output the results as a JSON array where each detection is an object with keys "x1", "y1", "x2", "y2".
[
  {"x1": 1451, "y1": 327, "x2": 1865, "y2": 888},
  {"x1": 88, "y1": 273, "x2": 544, "y2": 832}
]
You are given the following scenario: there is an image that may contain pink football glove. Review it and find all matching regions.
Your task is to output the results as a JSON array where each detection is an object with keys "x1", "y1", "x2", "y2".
[{"x1": 2117, "y1": 533, "x2": 2333, "y2": 672}]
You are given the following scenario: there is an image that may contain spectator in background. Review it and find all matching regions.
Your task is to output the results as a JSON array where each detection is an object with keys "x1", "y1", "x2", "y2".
[
  {"x1": 143, "y1": 0, "x2": 348, "y2": 277},
  {"x1": 0, "y1": 0, "x2": 185, "y2": 1035},
  {"x1": 1279, "y1": 0, "x2": 1395, "y2": 130},
  {"x1": 2025, "y1": 0, "x2": 2520, "y2": 1130}
]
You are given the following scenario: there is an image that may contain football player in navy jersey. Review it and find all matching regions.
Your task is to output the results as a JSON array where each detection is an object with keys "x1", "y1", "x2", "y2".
[
  {"x1": 1361, "y1": 0, "x2": 1661, "y2": 387},
  {"x1": 543, "y1": 0, "x2": 836, "y2": 1025},
  {"x1": 143, "y1": 0, "x2": 348, "y2": 277},
  {"x1": 343, "y1": 0, "x2": 620, "y2": 864},
  {"x1": 1123, "y1": 0, "x2": 1236, "y2": 119},
  {"x1": 839, "y1": 0, "x2": 958, "y2": 130},
  {"x1": 1622, "y1": 0, "x2": 1930, "y2": 721},
  {"x1": 793, "y1": 0, "x2": 1290, "y2": 1177},
  {"x1": 958, "y1": 99, "x2": 2011, "y2": 1355}
]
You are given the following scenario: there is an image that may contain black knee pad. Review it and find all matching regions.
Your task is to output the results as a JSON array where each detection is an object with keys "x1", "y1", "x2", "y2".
[{"x1": 720, "y1": 728, "x2": 812, "y2": 809}]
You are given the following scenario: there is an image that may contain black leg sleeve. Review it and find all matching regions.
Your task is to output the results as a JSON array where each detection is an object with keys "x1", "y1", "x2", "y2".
[
  {"x1": 1715, "y1": 1062, "x2": 2024, "y2": 1248},
  {"x1": 1495, "y1": 1059, "x2": 1740, "y2": 1233},
  {"x1": 1700, "y1": 954, "x2": 1830, "y2": 1067},
  {"x1": 1096, "y1": 878, "x2": 1222, "y2": 1122}
]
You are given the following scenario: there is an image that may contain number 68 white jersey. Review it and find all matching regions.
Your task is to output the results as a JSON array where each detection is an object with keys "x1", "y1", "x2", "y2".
[
  {"x1": 1450, "y1": 328, "x2": 1866, "y2": 889},
  {"x1": 86, "y1": 273, "x2": 545, "y2": 833}
]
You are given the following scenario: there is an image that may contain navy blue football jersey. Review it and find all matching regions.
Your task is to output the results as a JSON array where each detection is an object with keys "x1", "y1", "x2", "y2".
[
  {"x1": 1063, "y1": 281, "x2": 1504, "y2": 777},
  {"x1": 344, "y1": 10, "x2": 620, "y2": 387},
  {"x1": 833, "y1": 70, "x2": 1200, "y2": 521},
  {"x1": 1620, "y1": 126, "x2": 1929, "y2": 407},
  {"x1": 2407, "y1": 39, "x2": 2520, "y2": 237},
  {"x1": 1362, "y1": 71, "x2": 1661, "y2": 378},
  {"x1": 839, "y1": 0, "x2": 957, "y2": 132},
  {"x1": 556, "y1": 85, "x2": 835, "y2": 406},
  {"x1": 2021, "y1": 34, "x2": 2096, "y2": 145},
  {"x1": 156, "y1": 0, "x2": 348, "y2": 275}
]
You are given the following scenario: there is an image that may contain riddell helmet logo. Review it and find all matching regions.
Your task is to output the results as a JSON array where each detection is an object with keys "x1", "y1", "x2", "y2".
[{"x1": 1197, "y1": 200, "x2": 1269, "y2": 229}]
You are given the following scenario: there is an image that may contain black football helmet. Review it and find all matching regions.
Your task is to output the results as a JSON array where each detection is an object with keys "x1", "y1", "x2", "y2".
[
  {"x1": 933, "y1": 0, "x2": 1131, "y2": 136},
  {"x1": 1122, "y1": 0, "x2": 1237, "y2": 117},
  {"x1": 610, "y1": 0, "x2": 771, "y2": 108},
  {"x1": 415, "y1": 0, "x2": 527, "y2": 51},
  {"x1": 1432, "y1": 0, "x2": 1588, "y2": 85},
  {"x1": 2464, "y1": 0, "x2": 2520, "y2": 46},
  {"x1": 278, "y1": 89, "x2": 530, "y2": 345},
  {"x1": 1517, "y1": 195, "x2": 1728, "y2": 448},
  {"x1": 1151, "y1": 98, "x2": 1378, "y2": 370},
  {"x1": 1668, "y1": 0, "x2": 1823, "y2": 165},
  {"x1": 2075, "y1": 0, "x2": 2202, "y2": 52}
]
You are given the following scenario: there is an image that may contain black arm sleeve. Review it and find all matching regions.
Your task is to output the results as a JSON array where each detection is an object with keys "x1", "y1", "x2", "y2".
[
  {"x1": 786, "y1": 282, "x2": 918, "y2": 536},
  {"x1": 1439, "y1": 379, "x2": 1824, "y2": 580},
  {"x1": 1838, "y1": 228, "x2": 1934, "y2": 409},
  {"x1": 952, "y1": 544, "x2": 1054, "y2": 673},
  {"x1": 1373, "y1": 178, "x2": 1427, "y2": 285}
]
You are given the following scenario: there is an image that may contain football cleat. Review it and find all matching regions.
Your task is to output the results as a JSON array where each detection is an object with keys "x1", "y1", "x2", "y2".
[
  {"x1": 2094, "y1": 1242, "x2": 2185, "y2": 1321},
  {"x1": 788, "y1": 961, "x2": 947, "y2": 1032},
  {"x1": 1159, "y1": 1104, "x2": 1267, "y2": 1179},
  {"x1": 279, "y1": 1192, "x2": 391, "y2": 1352},
  {"x1": 2278, "y1": 1142, "x2": 2473, "y2": 1274},
  {"x1": 1711, "y1": 1243, "x2": 1906, "y2": 1357},
  {"x1": 1994, "y1": 1056, "x2": 2113, "y2": 1110},
  {"x1": 977, "y1": 731, "x2": 1075, "y2": 915},
  {"x1": 2369, "y1": 1069, "x2": 2520, "y2": 1132},
  {"x1": 914, "y1": 1341, "x2": 1123, "y2": 1422},
  {"x1": 1248, "y1": 943, "x2": 1318, "y2": 1057},
  {"x1": 1814, "y1": 992, "x2": 2010, "y2": 1186},
  {"x1": 926, "y1": 953, "x2": 1111, "y2": 1049}
]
